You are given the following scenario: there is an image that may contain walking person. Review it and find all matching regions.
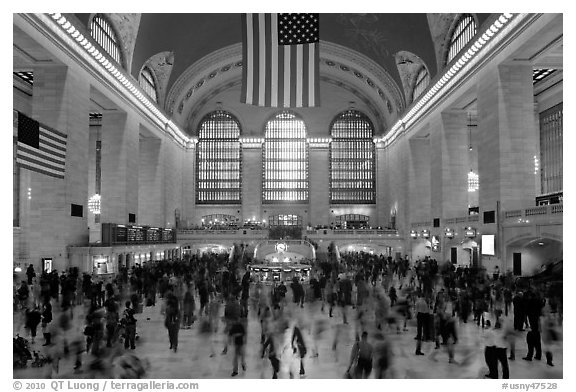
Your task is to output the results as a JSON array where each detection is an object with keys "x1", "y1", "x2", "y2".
[
  {"x1": 122, "y1": 301, "x2": 137, "y2": 350},
  {"x1": 229, "y1": 319, "x2": 247, "y2": 377},
  {"x1": 165, "y1": 291, "x2": 181, "y2": 352},
  {"x1": 348, "y1": 331, "x2": 374, "y2": 379},
  {"x1": 182, "y1": 286, "x2": 195, "y2": 329},
  {"x1": 291, "y1": 322, "x2": 308, "y2": 377},
  {"x1": 41, "y1": 299, "x2": 53, "y2": 346},
  {"x1": 483, "y1": 322, "x2": 510, "y2": 379},
  {"x1": 24, "y1": 305, "x2": 42, "y2": 344},
  {"x1": 261, "y1": 325, "x2": 281, "y2": 379}
]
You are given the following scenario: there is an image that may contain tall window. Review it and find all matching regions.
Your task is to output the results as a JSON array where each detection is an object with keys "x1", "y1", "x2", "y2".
[
  {"x1": 91, "y1": 14, "x2": 122, "y2": 65},
  {"x1": 139, "y1": 67, "x2": 158, "y2": 103},
  {"x1": 263, "y1": 111, "x2": 308, "y2": 203},
  {"x1": 413, "y1": 67, "x2": 430, "y2": 101},
  {"x1": 447, "y1": 14, "x2": 477, "y2": 64},
  {"x1": 540, "y1": 103, "x2": 563, "y2": 195},
  {"x1": 196, "y1": 111, "x2": 242, "y2": 204},
  {"x1": 330, "y1": 110, "x2": 375, "y2": 203}
]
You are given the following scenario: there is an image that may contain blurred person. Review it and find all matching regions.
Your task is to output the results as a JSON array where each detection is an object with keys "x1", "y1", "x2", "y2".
[
  {"x1": 164, "y1": 290, "x2": 181, "y2": 352},
  {"x1": 229, "y1": 319, "x2": 247, "y2": 377},
  {"x1": 121, "y1": 301, "x2": 137, "y2": 350},
  {"x1": 483, "y1": 321, "x2": 510, "y2": 379},
  {"x1": 348, "y1": 331, "x2": 373, "y2": 379},
  {"x1": 291, "y1": 321, "x2": 308, "y2": 376}
]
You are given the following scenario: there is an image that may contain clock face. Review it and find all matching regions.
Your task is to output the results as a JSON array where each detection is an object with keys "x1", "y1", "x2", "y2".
[{"x1": 275, "y1": 243, "x2": 287, "y2": 253}]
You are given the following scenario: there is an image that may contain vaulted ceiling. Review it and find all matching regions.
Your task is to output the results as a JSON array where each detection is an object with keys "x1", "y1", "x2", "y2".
[
  {"x1": 70, "y1": 13, "x2": 493, "y2": 135},
  {"x1": 75, "y1": 13, "x2": 490, "y2": 94}
]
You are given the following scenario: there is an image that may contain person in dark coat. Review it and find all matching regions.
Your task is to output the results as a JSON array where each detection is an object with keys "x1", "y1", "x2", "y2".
[
  {"x1": 25, "y1": 305, "x2": 42, "y2": 344},
  {"x1": 26, "y1": 264, "x2": 36, "y2": 285},
  {"x1": 41, "y1": 300, "x2": 53, "y2": 346},
  {"x1": 512, "y1": 291, "x2": 526, "y2": 331},
  {"x1": 164, "y1": 292, "x2": 181, "y2": 352}
]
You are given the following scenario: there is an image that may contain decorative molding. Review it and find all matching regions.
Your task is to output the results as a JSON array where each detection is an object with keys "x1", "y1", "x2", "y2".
[{"x1": 167, "y1": 41, "x2": 404, "y2": 132}]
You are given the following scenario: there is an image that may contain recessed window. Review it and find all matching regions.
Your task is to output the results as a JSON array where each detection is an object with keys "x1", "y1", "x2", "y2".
[
  {"x1": 263, "y1": 111, "x2": 309, "y2": 203},
  {"x1": 90, "y1": 14, "x2": 122, "y2": 65},
  {"x1": 330, "y1": 110, "x2": 375, "y2": 204},
  {"x1": 196, "y1": 111, "x2": 242, "y2": 204},
  {"x1": 14, "y1": 71, "x2": 33, "y2": 86},
  {"x1": 139, "y1": 67, "x2": 158, "y2": 103},
  {"x1": 447, "y1": 14, "x2": 477, "y2": 64},
  {"x1": 539, "y1": 103, "x2": 562, "y2": 195},
  {"x1": 533, "y1": 68, "x2": 556, "y2": 84},
  {"x1": 413, "y1": 67, "x2": 430, "y2": 100}
]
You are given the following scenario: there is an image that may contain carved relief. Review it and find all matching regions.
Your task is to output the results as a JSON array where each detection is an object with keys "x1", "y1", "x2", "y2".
[
  {"x1": 394, "y1": 51, "x2": 429, "y2": 105},
  {"x1": 142, "y1": 51, "x2": 174, "y2": 109}
]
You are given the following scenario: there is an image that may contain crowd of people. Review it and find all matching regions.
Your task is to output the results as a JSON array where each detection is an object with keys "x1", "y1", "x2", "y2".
[{"x1": 13, "y1": 248, "x2": 562, "y2": 379}]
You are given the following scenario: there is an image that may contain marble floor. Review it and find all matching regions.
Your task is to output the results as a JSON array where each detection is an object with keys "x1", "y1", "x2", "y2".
[{"x1": 13, "y1": 296, "x2": 563, "y2": 379}]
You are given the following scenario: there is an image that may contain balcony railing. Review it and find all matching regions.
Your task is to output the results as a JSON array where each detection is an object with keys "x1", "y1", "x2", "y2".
[{"x1": 503, "y1": 204, "x2": 562, "y2": 222}]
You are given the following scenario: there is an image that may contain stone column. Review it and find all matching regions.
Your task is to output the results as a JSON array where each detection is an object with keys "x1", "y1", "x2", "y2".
[
  {"x1": 26, "y1": 65, "x2": 90, "y2": 270},
  {"x1": 162, "y1": 133, "x2": 185, "y2": 228},
  {"x1": 138, "y1": 135, "x2": 163, "y2": 227},
  {"x1": 477, "y1": 62, "x2": 538, "y2": 211},
  {"x1": 241, "y1": 142, "x2": 263, "y2": 222},
  {"x1": 408, "y1": 137, "x2": 431, "y2": 225},
  {"x1": 375, "y1": 143, "x2": 387, "y2": 227},
  {"x1": 100, "y1": 110, "x2": 139, "y2": 225},
  {"x1": 309, "y1": 143, "x2": 330, "y2": 226},
  {"x1": 182, "y1": 145, "x2": 197, "y2": 227}
]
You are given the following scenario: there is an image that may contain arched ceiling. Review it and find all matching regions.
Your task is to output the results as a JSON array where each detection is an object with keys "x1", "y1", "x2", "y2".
[
  {"x1": 76, "y1": 13, "x2": 489, "y2": 93},
  {"x1": 73, "y1": 13, "x2": 492, "y2": 135}
]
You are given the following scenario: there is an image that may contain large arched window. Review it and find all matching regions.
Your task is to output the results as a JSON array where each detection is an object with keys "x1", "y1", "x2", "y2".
[
  {"x1": 413, "y1": 67, "x2": 430, "y2": 101},
  {"x1": 263, "y1": 111, "x2": 308, "y2": 203},
  {"x1": 139, "y1": 67, "x2": 158, "y2": 103},
  {"x1": 447, "y1": 14, "x2": 477, "y2": 64},
  {"x1": 330, "y1": 110, "x2": 375, "y2": 204},
  {"x1": 196, "y1": 111, "x2": 242, "y2": 204},
  {"x1": 90, "y1": 14, "x2": 122, "y2": 65}
]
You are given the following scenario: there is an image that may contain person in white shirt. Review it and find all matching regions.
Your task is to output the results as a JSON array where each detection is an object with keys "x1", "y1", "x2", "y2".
[{"x1": 483, "y1": 320, "x2": 510, "y2": 379}]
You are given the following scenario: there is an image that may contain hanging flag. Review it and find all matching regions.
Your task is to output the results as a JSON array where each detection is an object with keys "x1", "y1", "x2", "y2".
[
  {"x1": 241, "y1": 13, "x2": 320, "y2": 108},
  {"x1": 16, "y1": 112, "x2": 67, "y2": 179}
]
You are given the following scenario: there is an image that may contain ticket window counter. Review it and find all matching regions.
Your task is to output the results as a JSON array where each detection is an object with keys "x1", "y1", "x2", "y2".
[
  {"x1": 272, "y1": 271, "x2": 281, "y2": 282},
  {"x1": 93, "y1": 256, "x2": 113, "y2": 275}
]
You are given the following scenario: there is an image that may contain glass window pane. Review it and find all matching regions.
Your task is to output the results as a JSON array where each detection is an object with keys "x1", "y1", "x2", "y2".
[
  {"x1": 263, "y1": 111, "x2": 309, "y2": 202},
  {"x1": 196, "y1": 111, "x2": 242, "y2": 204},
  {"x1": 330, "y1": 110, "x2": 375, "y2": 204}
]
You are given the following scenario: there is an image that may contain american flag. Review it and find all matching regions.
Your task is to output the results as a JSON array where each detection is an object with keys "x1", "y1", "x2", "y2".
[
  {"x1": 15, "y1": 112, "x2": 67, "y2": 179},
  {"x1": 241, "y1": 13, "x2": 320, "y2": 108}
]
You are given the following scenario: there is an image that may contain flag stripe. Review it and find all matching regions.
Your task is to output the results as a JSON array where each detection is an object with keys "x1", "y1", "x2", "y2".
[
  {"x1": 296, "y1": 44, "x2": 303, "y2": 107},
  {"x1": 17, "y1": 143, "x2": 65, "y2": 167},
  {"x1": 308, "y1": 44, "x2": 314, "y2": 106},
  {"x1": 39, "y1": 135, "x2": 66, "y2": 153},
  {"x1": 258, "y1": 14, "x2": 266, "y2": 106},
  {"x1": 18, "y1": 162, "x2": 64, "y2": 179},
  {"x1": 314, "y1": 43, "x2": 320, "y2": 105},
  {"x1": 278, "y1": 41, "x2": 285, "y2": 108},
  {"x1": 39, "y1": 142, "x2": 66, "y2": 159},
  {"x1": 40, "y1": 125, "x2": 67, "y2": 141},
  {"x1": 264, "y1": 14, "x2": 272, "y2": 107},
  {"x1": 283, "y1": 45, "x2": 290, "y2": 107},
  {"x1": 302, "y1": 45, "x2": 309, "y2": 107},
  {"x1": 241, "y1": 14, "x2": 248, "y2": 104},
  {"x1": 270, "y1": 14, "x2": 278, "y2": 107},
  {"x1": 17, "y1": 151, "x2": 65, "y2": 174},
  {"x1": 290, "y1": 45, "x2": 297, "y2": 107},
  {"x1": 244, "y1": 14, "x2": 254, "y2": 104}
]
